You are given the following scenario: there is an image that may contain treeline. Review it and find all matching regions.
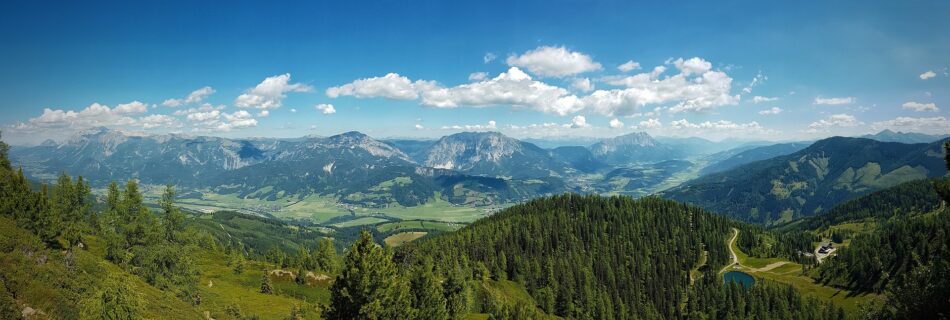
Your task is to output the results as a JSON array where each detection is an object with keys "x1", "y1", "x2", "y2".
[
  {"x1": 686, "y1": 277, "x2": 844, "y2": 320},
  {"x1": 325, "y1": 194, "x2": 845, "y2": 319},
  {"x1": 319, "y1": 194, "x2": 848, "y2": 319}
]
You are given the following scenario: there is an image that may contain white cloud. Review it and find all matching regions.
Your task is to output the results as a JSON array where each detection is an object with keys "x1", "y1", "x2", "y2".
[
  {"x1": 571, "y1": 78, "x2": 594, "y2": 92},
  {"x1": 814, "y1": 96, "x2": 855, "y2": 105},
  {"x1": 235, "y1": 74, "x2": 312, "y2": 109},
  {"x1": 11, "y1": 103, "x2": 137, "y2": 131},
  {"x1": 257, "y1": 110, "x2": 269, "y2": 117},
  {"x1": 920, "y1": 70, "x2": 936, "y2": 80},
  {"x1": 758, "y1": 107, "x2": 782, "y2": 115},
  {"x1": 742, "y1": 72, "x2": 767, "y2": 94},
  {"x1": 289, "y1": 108, "x2": 297, "y2": 113},
  {"x1": 608, "y1": 118, "x2": 624, "y2": 129},
  {"x1": 618, "y1": 60, "x2": 641, "y2": 72},
  {"x1": 505, "y1": 46, "x2": 602, "y2": 77},
  {"x1": 901, "y1": 101, "x2": 938, "y2": 112},
  {"x1": 468, "y1": 72, "x2": 488, "y2": 81},
  {"x1": 418, "y1": 67, "x2": 585, "y2": 115},
  {"x1": 315, "y1": 103, "x2": 336, "y2": 114},
  {"x1": 327, "y1": 57, "x2": 739, "y2": 117},
  {"x1": 483, "y1": 53, "x2": 497, "y2": 64},
  {"x1": 570, "y1": 115, "x2": 590, "y2": 128},
  {"x1": 673, "y1": 57, "x2": 712, "y2": 76},
  {"x1": 807, "y1": 114, "x2": 860, "y2": 132},
  {"x1": 140, "y1": 114, "x2": 179, "y2": 129},
  {"x1": 326, "y1": 73, "x2": 424, "y2": 100},
  {"x1": 441, "y1": 120, "x2": 497, "y2": 131},
  {"x1": 589, "y1": 57, "x2": 739, "y2": 115},
  {"x1": 414, "y1": 124, "x2": 424, "y2": 130},
  {"x1": 162, "y1": 86, "x2": 215, "y2": 107},
  {"x1": 871, "y1": 116, "x2": 950, "y2": 134},
  {"x1": 669, "y1": 119, "x2": 770, "y2": 135},
  {"x1": 637, "y1": 118, "x2": 662, "y2": 129},
  {"x1": 113, "y1": 101, "x2": 148, "y2": 114},
  {"x1": 181, "y1": 107, "x2": 258, "y2": 132},
  {"x1": 752, "y1": 96, "x2": 778, "y2": 104}
]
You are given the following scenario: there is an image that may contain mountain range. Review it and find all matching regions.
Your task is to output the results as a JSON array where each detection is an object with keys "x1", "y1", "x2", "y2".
[{"x1": 664, "y1": 136, "x2": 949, "y2": 224}]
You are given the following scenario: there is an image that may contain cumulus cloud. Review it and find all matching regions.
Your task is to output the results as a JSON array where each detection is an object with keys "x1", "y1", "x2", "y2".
[
  {"x1": 178, "y1": 105, "x2": 258, "y2": 132},
  {"x1": 637, "y1": 118, "x2": 662, "y2": 129},
  {"x1": 919, "y1": 70, "x2": 936, "y2": 80},
  {"x1": 315, "y1": 103, "x2": 336, "y2": 114},
  {"x1": 589, "y1": 57, "x2": 739, "y2": 115},
  {"x1": 235, "y1": 74, "x2": 312, "y2": 109},
  {"x1": 414, "y1": 124, "x2": 424, "y2": 130},
  {"x1": 327, "y1": 56, "x2": 740, "y2": 117},
  {"x1": 505, "y1": 46, "x2": 602, "y2": 77},
  {"x1": 807, "y1": 114, "x2": 860, "y2": 132},
  {"x1": 326, "y1": 73, "x2": 426, "y2": 100},
  {"x1": 162, "y1": 86, "x2": 215, "y2": 107},
  {"x1": 289, "y1": 108, "x2": 297, "y2": 113},
  {"x1": 871, "y1": 116, "x2": 950, "y2": 134},
  {"x1": 752, "y1": 96, "x2": 778, "y2": 104},
  {"x1": 668, "y1": 119, "x2": 771, "y2": 136},
  {"x1": 441, "y1": 120, "x2": 497, "y2": 131},
  {"x1": 468, "y1": 72, "x2": 488, "y2": 81},
  {"x1": 618, "y1": 60, "x2": 641, "y2": 72},
  {"x1": 113, "y1": 101, "x2": 148, "y2": 114},
  {"x1": 901, "y1": 101, "x2": 938, "y2": 112},
  {"x1": 257, "y1": 110, "x2": 270, "y2": 117},
  {"x1": 483, "y1": 53, "x2": 497, "y2": 64},
  {"x1": 140, "y1": 114, "x2": 180, "y2": 129},
  {"x1": 570, "y1": 115, "x2": 590, "y2": 128},
  {"x1": 758, "y1": 107, "x2": 782, "y2": 115},
  {"x1": 609, "y1": 118, "x2": 624, "y2": 129},
  {"x1": 571, "y1": 78, "x2": 594, "y2": 92},
  {"x1": 814, "y1": 96, "x2": 855, "y2": 105}
]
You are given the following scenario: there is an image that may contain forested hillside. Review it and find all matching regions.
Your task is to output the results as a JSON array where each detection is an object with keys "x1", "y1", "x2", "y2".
[
  {"x1": 664, "y1": 137, "x2": 948, "y2": 224},
  {"x1": 400, "y1": 194, "x2": 843, "y2": 319}
]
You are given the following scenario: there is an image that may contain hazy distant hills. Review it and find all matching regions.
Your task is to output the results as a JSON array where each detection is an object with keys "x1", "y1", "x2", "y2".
[
  {"x1": 859, "y1": 129, "x2": 950, "y2": 144},
  {"x1": 663, "y1": 137, "x2": 949, "y2": 224}
]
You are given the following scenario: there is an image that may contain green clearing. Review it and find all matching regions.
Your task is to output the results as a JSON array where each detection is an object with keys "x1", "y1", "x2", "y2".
[
  {"x1": 727, "y1": 229, "x2": 880, "y2": 313},
  {"x1": 195, "y1": 250, "x2": 328, "y2": 319},
  {"x1": 376, "y1": 220, "x2": 464, "y2": 233},
  {"x1": 383, "y1": 232, "x2": 428, "y2": 247},
  {"x1": 330, "y1": 216, "x2": 389, "y2": 228}
]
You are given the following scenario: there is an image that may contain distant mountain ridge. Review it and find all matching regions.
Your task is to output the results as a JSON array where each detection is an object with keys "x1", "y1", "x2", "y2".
[
  {"x1": 663, "y1": 136, "x2": 949, "y2": 224},
  {"x1": 10, "y1": 128, "x2": 566, "y2": 207},
  {"x1": 859, "y1": 129, "x2": 949, "y2": 144}
]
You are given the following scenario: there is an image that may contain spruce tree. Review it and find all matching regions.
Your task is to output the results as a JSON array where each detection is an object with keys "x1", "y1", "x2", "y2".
[
  {"x1": 410, "y1": 264, "x2": 448, "y2": 320},
  {"x1": 260, "y1": 270, "x2": 273, "y2": 294},
  {"x1": 159, "y1": 185, "x2": 185, "y2": 243},
  {"x1": 324, "y1": 230, "x2": 411, "y2": 320}
]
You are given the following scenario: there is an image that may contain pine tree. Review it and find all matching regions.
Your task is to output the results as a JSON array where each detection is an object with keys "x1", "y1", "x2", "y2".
[
  {"x1": 159, "y1": 185, "x2": 185, "y2": 244},
  {"x1": 410, "y1": 263, "x2": 448, "y2": 320},
  {"x1": 295, "y1": 268, "x2": 306, "y2": 285},
  {"x1": 260, "y1": 270, "x2": 273, "y2": 294},
  {"x1": 315, "y1": 237, "x2": 338, "y2": 273},
  {"x1": 324, "y1": 230, "x2": 411, "y2": 320},
  {"x1": 233, "y1": 252, "x2": 245, "y2": 275},
  {"x1": 443, "y1": 267, "x2": 469, "y2": 319}
]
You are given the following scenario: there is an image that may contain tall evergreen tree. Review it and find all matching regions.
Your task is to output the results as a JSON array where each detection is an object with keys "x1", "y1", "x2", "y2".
[
  {"x1": 410, "y1": 263, "x2": 448, "y2": 320},
  {"x1": 159, "y1": 185, "x2": 185, "y2": 244},
  {"x1": 325, "y1": 230, "x2": 411, "y2": 320}
]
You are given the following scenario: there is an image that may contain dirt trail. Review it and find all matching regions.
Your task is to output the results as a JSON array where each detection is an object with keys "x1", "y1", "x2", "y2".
[{"x1": 720, "y1": 228, "x2": 740, "y2": 274}]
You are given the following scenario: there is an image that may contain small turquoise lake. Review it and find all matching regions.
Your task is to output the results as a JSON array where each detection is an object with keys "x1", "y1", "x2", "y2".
[{"x1": 723, "y1": 271, "x2": 755, "y2": 289}]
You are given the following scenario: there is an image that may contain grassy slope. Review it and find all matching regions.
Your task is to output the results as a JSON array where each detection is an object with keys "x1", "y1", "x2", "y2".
[{"x1": 727, "y1": 229, "x2": 881, "y2": 312}]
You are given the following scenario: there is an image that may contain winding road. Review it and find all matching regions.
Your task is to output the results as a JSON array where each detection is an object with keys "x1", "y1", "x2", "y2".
[
  {"x1": 721, "y1": 228, "x2": 790, "y2": 274},
  {"x1": 720, "y1": 228, "x2": 740, "y2": 274}
]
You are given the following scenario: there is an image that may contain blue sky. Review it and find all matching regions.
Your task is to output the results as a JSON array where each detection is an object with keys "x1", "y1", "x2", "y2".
[{"x1": 1, "y1": 0, "x2": 948, "y2": 145}]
